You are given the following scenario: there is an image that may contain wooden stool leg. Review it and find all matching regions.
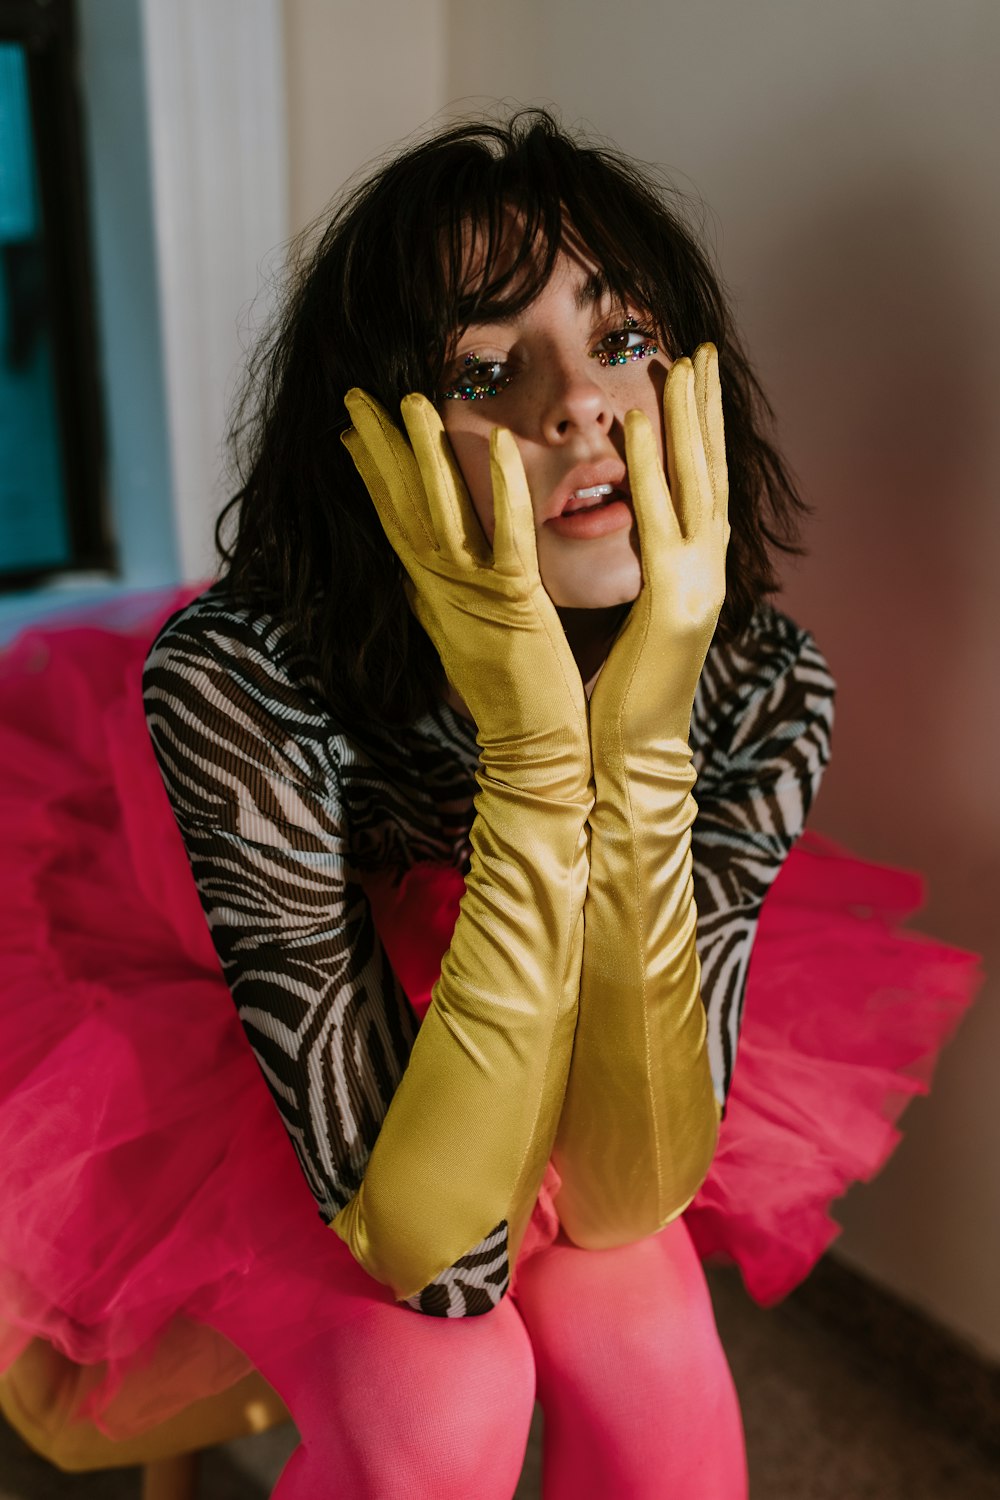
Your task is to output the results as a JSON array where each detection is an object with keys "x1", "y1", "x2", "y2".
[{"x1": 142, "y1": 1451, "x2": 199, "y2": 1500}]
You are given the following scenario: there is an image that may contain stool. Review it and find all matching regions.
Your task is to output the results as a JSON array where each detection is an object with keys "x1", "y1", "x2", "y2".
[{"x1": 0, "y1": 1335, "x2": 291, "y2": 1499}]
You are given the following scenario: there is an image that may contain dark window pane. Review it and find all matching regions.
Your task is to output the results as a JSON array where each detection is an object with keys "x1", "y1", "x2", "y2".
[{"x1": 0, "y1": 40, "x2": 71, "y2": 574}]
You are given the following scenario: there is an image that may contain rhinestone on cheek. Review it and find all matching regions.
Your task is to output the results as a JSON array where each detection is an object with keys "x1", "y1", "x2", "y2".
[
  {"x1": 589, "y1": 342, "x2": 660, "y2": 368},
  {"x1": 443, "y1": 384, "x2": 499, "y2": 401}
]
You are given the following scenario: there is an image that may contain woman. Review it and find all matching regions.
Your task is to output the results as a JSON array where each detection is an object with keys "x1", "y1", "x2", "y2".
[
  {"x1": 138, "y1": 109, "x2": 823, "y2": 1496},
  {"x1": 0, "y1": 111, "x2": 978, "y2": 1497}
]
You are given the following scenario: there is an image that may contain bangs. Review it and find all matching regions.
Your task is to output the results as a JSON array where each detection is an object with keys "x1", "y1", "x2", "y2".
[{"x1": 384, "y1": 120, "x2": 685, "y2": 389}]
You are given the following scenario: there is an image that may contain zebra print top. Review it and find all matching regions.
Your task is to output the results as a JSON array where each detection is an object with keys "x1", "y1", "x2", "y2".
[{"x1": 142, "y1": 580, "x2": 835, "y2": 1315}]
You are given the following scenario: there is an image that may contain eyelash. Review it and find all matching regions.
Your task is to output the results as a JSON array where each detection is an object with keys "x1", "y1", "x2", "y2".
[
  {"x1": 441, "y1": 354, "x2": 512, "y2": 402},
  {"x1": 440, "y1": 317, "x2": 660, "y2": 401},
  {"x1": 589, "y1": 317, "x2": 661, "y2": 368}
]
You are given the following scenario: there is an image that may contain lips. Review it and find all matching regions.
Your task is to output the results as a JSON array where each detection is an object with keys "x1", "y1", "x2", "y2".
[
  {"x1": 550, "y1": 462, "x2": 629, "y2": 521},
  {"x1": 561, "y1": 483, "x2": 616, "y2": 515}
]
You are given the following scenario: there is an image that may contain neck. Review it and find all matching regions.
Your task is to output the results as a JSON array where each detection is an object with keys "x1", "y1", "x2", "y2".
[
  {"x1": 441, "y1": 602, "x2": 630, "y2": 722},
  {"x1": 556, "y1": 603, "x2": 631, "y2": 692}
]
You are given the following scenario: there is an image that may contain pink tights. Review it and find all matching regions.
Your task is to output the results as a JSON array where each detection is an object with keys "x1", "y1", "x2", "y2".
[{"x1": 207, "y1": 1217, "x2": 748, "y2": 1499}]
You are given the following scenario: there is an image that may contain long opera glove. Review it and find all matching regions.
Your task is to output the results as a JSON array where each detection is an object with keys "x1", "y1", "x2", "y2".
[
  {"x1": 337, "y1": 391, "x2": 592, "y2": 1301},
  {"x1": 551, "y1": 345, "x2": 730, "y2": 1249}
]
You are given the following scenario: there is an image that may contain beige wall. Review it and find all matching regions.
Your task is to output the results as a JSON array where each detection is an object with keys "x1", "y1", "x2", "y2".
[
  {"x1": 284, "y1": 0, "x2": 1000, "y2": 1359},
  {"x1": 283, "y1": 0, "x2": 446, "y2": 234}
]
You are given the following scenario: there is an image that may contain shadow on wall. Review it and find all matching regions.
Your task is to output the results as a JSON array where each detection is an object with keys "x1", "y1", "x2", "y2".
[
  {"x1": 742, "y1": 165, "x2": 997, "y2": 949},
  {"x1": 733, "y1": 142, "x2": 1000, "y2": 1346}
]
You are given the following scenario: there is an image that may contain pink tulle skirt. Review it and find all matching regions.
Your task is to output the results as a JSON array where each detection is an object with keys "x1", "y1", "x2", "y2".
[{"x1": 0, "y1": 589, "x2": 982, "y2": 1438}]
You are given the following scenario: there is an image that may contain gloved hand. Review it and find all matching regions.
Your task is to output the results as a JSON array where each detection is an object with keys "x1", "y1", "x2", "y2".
[
  {"x1": 594, "y1": 343, "x2": 731, "y2": 747},
  {"x1": 552, "y1": 344, "x2": 729, "y2": 1247},
  {"x1": 336, "y1": 391, "x2": 592, "y2": 1300},
  {"x1": 344, "y1": 392, "x2": 592, "y2": 801}
]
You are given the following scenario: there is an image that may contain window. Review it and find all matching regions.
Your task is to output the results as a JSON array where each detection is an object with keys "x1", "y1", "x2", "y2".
[{"x1": 0, "y1": 0, "x2": 109, "y2": 587}]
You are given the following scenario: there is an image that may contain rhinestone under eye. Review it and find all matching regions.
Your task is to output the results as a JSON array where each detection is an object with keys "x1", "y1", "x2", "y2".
[
  {"x1": 590, "y1": 341, "x2": 660, "y2": 369},
  {"x1": 442, "y1": 353, "x2": 509, "y2": 401},
  {"x1": 589, "y1": 316, "x2": 659, "y2": 368}
]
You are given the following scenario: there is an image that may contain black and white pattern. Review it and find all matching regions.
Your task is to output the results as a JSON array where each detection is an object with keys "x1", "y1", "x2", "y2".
[
  {"x1": 690, "y1": 608, "x2": 835, "y2": 1114},
  {"x1": 142, "y1": 581, "x2": 834, "y2": 1317},
  {"x1": 403, "y1": 1219, "x2": 511, "y2": 1316}
]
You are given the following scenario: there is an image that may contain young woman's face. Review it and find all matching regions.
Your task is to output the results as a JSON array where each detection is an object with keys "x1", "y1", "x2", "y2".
[{"x1": 437, "y1": 247, "x2": 671, "y2": 609}]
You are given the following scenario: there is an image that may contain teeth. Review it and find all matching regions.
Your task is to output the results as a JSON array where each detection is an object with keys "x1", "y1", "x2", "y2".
[{"x1": 561, "y1": 483, "x2": 616, "y2": 516}]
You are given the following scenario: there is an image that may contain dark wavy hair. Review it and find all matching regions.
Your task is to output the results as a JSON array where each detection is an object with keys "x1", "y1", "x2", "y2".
[{"x1": 218, "y1": 109, "x2": 808, "y2": 729}]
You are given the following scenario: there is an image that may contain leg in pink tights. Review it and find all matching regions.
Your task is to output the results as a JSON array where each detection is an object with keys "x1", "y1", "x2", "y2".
[
  {"x1": 208, "y1": 1247, "x2": 537, "y2": 1499},
  {"x1": 511, "y1": 1216, "x2": 748, "y2": 1500}
]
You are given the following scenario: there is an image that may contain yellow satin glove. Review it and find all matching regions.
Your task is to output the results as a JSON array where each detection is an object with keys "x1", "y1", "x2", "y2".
[
  {"x1": 552, "y1": 344, "x2": 730, "y2": 1248},
  {"x1": 337, "y1": 391, "x2": 592, "y2": 1301}
]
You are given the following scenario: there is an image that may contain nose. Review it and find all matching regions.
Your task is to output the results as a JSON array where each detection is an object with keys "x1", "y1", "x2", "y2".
[{"x1": 538, "y1": 353, "x2": 613, "y2": 444}]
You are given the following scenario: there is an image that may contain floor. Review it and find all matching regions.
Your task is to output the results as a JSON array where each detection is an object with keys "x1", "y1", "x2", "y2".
[{"x1": 2, "y1": 1260, "x2": 998, "y2": 1499}]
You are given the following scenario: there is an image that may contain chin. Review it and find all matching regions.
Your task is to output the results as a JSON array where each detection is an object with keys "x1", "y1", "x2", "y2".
[{"x1": 541, "y1": 557, "x2": 643, "y2": 609}]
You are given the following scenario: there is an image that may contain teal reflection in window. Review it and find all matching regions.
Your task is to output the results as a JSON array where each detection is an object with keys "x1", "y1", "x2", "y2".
[{"x1": 0, "y1": 41, "x2": 70, "y2": 575}]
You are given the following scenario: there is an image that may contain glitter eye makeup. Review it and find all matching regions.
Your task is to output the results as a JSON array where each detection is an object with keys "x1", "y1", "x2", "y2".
[
  {"x1": 441, "y1": 354, "x2": 513, "y2": 402},
  {"x1": 441, "y1": 314, "x2": 660, "y2": 401},
  {"x1": 589, "y1": 316, "x2": 660, "y2": 368}
]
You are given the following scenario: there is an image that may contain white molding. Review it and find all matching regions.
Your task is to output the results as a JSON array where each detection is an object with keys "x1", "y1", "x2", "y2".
[{"x1": 140, "y1": 0, "x2": 288, "y2": 581}]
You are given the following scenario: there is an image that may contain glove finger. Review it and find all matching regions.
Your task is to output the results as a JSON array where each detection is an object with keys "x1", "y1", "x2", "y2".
[
  {"x1": 401, "y1": 394, "x2": 490, "y2": 567},
  {"x1": 691, "y1": 344, "x2": 729, "y2": 524},
  {"x1": 490, "y1": 427, "x2": 541, "y2": 585},
  {"x1": 341, "y1": 426, "x2": 417, "y2": 569},
  {"x1": 664, "y1": 358, "x2": 712, "y2": 539},
  {"x1": 624, "y1": 408, "x2": 681, "y2": 593},
  {"x1": 343, "y1": 389, "x2": 434, "y2": 558}
]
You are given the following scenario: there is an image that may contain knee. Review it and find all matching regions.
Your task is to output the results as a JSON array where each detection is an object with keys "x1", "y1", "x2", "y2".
[
  {"x1": 310, "y1": 1295, "x2": 537, "y2": 1498},
  {"x1": 393, "y1": 1304, "x2": 536, "y2": 1493},
  {"x1": 513, "y1": 1228, "x2": 747, "y2": 1498},
  {"x1": 516, "y1": 1222, "x2": 729, "y2": 1412}
]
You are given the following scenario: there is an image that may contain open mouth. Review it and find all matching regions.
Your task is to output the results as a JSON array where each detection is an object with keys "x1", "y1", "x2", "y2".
[
  {"x1": 546, "y1": 480, "x2": 634, "y2": 538},
  {"x1": 560, "y1": 483, "x2": 628, "y2": 515}
]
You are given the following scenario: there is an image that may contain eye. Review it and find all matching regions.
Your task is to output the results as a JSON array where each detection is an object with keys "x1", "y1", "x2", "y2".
[
  {"x1": 590, "y1": 317, "x2": 660, "y2": 368},
  {"x1": 440, "y1": 353, "x2": 513, "y2": 402}
]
